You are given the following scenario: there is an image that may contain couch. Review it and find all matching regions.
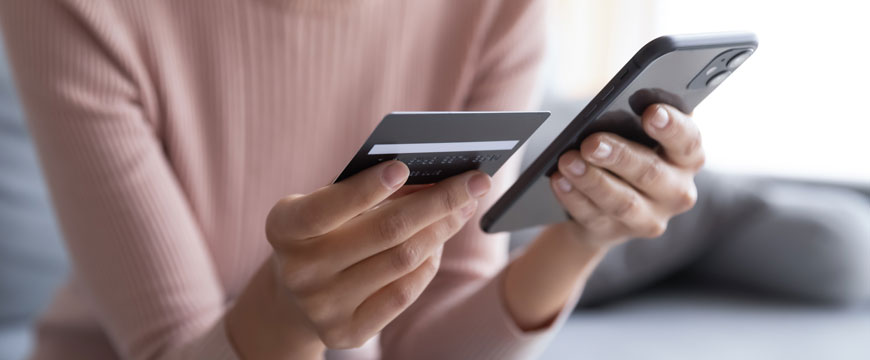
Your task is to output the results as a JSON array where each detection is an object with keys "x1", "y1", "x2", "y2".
[{"x1": 0, "y1": 36, "x2": 69, "y2": 360}]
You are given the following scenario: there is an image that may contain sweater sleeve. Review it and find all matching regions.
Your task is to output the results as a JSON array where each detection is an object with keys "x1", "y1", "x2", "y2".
[
  {"x1": 380, "y1": 1, "x2": 581, "y2": 359},
  {"x1": 0, "y1": 1, "x2": 240, "y2": 359}
]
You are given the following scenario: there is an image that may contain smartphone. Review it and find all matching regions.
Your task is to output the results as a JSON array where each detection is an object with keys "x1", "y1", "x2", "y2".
[{"x1": 481, "y1": 32, "x2": 758, "y2": 233}]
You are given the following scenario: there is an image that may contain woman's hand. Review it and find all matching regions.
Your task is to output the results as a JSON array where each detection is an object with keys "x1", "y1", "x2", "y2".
[
  {"x1": 502, "y1": 104, "x2": 705, "y2": 332},
  {"x1": 549, "y1": 103, "x2": 705, "y2": 248},
  {"x1": 260, "y1": 161, "x2": 491, "y2": 351}
]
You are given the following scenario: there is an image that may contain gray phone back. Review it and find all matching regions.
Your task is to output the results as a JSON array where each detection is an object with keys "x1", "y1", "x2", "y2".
[{"x1": 486, "y1": 33, "x2": 757, "y2": 233}]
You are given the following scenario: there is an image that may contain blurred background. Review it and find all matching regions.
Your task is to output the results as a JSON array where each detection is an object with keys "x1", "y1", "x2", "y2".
[{"x1": 543, "y1": 0, "x2": 870, "y2": 184}]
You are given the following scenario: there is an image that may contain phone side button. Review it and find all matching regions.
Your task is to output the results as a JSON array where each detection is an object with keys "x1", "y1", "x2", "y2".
[{"x1": 600, "y1": 85, "x2": 614, "y2": 98}]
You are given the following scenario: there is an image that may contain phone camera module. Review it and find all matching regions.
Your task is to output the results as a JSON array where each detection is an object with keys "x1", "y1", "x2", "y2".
[
  {"x1": 687, "y1": 47, "x2": 754, "y2": 89},
  {"x1": 706, "y1": 71, "x2": 729, "y2": 87},
  {"x1": 727, "y1": 49, "x2": 753, "y2": 70}
]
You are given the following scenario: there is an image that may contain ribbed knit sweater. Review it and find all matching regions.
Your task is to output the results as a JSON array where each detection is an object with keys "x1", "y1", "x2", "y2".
[{"x1": 0, "y1": 0, "x2": 575, "y2": 359}]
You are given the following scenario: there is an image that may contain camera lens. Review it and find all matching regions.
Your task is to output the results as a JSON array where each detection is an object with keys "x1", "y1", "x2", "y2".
[
  {"x1": 727, "y1": 49, "x2": 753, "y2": 70},
  {"x1": 706, "y1": 71, "x2": 729, "y2": 87},
  {"x1": 705, "y1": 66, "x2": 720, "y2": 76}
]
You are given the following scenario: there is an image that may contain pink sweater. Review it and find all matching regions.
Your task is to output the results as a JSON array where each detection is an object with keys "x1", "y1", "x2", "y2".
[{"x1": 1, "y1": 0, "x2": 574, "y2": 358}]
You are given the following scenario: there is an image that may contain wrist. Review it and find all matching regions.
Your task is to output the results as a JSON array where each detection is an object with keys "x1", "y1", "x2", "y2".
[
  {"x1": 541, "y1": 222, "x2": 616, "y2": 259},
  {"x1": 502, "y1": 223, "x2": 610, "y2": 331},
  {"x1": 227, "y1": 259, "x2": 325, "y2": 359}
]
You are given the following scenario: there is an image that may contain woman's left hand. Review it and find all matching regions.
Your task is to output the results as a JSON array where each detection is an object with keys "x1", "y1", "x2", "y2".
[{"x1": 549, "y1": 103, "x2": 705, "y2": 249}]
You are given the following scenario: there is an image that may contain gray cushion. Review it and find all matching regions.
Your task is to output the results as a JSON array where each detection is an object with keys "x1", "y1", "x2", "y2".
[
  {"x1": 543, "y1": 285, "x2": 870, "y2": 360},
  {"x1": 0, "y1": 35, "x2": 69, "y2": 360}
]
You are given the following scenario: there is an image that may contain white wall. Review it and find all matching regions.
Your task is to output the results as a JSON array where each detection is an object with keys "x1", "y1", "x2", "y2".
[{"x1": 544, "y1": 0, "x2": 870, "y2": 183}]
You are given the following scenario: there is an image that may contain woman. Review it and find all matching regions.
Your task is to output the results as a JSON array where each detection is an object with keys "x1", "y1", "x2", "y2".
[{"x1": 0, "y1": 0, "x2": 705, "y2": 359}]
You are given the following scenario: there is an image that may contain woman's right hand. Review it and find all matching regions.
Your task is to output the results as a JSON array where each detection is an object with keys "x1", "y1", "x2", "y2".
[{"x1": 264, "y1": 160, "x2": 492, "y2": 350}]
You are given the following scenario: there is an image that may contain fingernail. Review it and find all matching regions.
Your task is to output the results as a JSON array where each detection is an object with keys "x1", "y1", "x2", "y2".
[
  {"x1": 460, "y1": 201, "x2": 478, "y2": 218},
  {"x1": 557, "y1": 177, "x2": 573, "y2": 193},
  {"x1": 568, "y1": 158, "x2": 586, "y2": 176},
  {"x1": 592, "y1": 142, "x2": 612, "y2": 160},
  {"x1": 381, "y1": 162, "x2": 408, "y2": 189},
  {"x1": 651, "y1": 106, "x2": 670, "y2": 129},
  {"x1": 467, "y1": 173, "x2": 491, "y2": 198}
]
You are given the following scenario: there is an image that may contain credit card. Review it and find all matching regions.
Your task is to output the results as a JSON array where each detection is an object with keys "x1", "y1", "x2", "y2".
[{"x1": 334, "y1": 111, "x2": 549, "y2": 185}]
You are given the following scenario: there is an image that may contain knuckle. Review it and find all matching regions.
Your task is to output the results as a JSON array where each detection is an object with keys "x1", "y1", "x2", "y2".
[
  {"x1": 439, "y1": 186, "x2": 465, "y2": 212},
  {"x1": 420, "y1": 255, "x2": 441, "y2": 278},
  {"x1": 660, "y1": 118, "x2": 680, "y2": 138},
  {"x1": 320, "y1": 326, "x2": 353, "y2": 349},
  {"x1": 636, "y1": 160, "x2": 665, "y2": 188},
  {"x1": 355, "y1": 187, "x2": 385, "y2": 208},
  {"x1": 300, "y1": 292, "x2": 335, "y2": 325},
  {"x1": 576, "y1": 171, "x2": 603, "y2": 193},
  {"x1": 683, "y1": 133, "x2": 703, "y2": 158},
  {"x1": 431, "y1": 220, "x2": 454, "y2": 242},
  {"x1": 643, "y1": 220, "x2": 668, "y2": 238},
  {"x1": 612, "y1": 194, "x2": 639, "y2": 218},
  {"x1": 266, "y1": 195, "x2": 302, "y2": 240},
  {"x1": 377, "y1": 213, "x2": 412, "y2": 243},
  {"x1": 580, "y1": 215, "x2": 611, "y2": 231},
  {"x1": 610, "y1": 143, "x2": 629, "y2": 166},
  {"x1": 324, "y1": 325, "x2": 368, "y2": 349},
  {"x1": 280, "y1": 260, "x2": 318, "y2": 294},
  {"x1": 437, "y1": 213, "x2": 465, "y2": 239},
  {"x1": 390, "y1": 243, "x2": 421, "y2": 273},
  {"x1": 344, "y1": 332, "x2": 369, "y2": 349},
  {"x1": 286, "y1": 197, "x2": 329, "y2": 236},
  {"x1": 432, "y1": 245, "x2": 445, "y2": 264},
  {"x1": 388, "y1": 283, "x2": 416, "y2": 310},
  {"x1": 692, "y1": 151, "x2": 707, "y2": 171},
  {"x1": 676, "y1": 184, "x2": 698, "y2": 212}
]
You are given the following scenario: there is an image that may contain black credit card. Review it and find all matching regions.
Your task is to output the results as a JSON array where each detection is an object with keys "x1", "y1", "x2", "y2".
[{"x1": 334, "y1": 112, "x2": 550, "y2": 185}]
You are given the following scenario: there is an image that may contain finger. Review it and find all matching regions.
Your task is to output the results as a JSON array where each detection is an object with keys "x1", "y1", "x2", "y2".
[
  {"x1": 334, "y1": 202, "x2": 475, "y2": 306},
  {"x1": 322, "y1": 170, "x2": 490, "y2": 267},
  {"x1": 267, "y1": 161, "x2": 409, "y2": 240},
  {"x1": 572, "y1": 133, "x2": 680, "y2": 202},
  {"x1": 564, "y1": 166, "x2": 668, "y2": 238},
  {"x1": 387, "y1": 184, "x2": 432, "y2": 199},
  {"x1": 558, "y1": 160, "x2": 655, "y2": 230},
  {"x1": 350, "y1": 253, "x2": 441, "y2": 344},
  {"x1": 549, "y1": 173, "x2": 613, "y2": 233},
  {"x1": 641, "y1": 104, "x2": 706, "y2": 170},
  {"x1": 374, "y1": 184, "x2": 433, "y2": 209}
]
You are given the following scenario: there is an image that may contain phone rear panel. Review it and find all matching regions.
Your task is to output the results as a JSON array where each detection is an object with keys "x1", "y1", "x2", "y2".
[
  {"x1": 573, "y1": 37, "x2": 757, "y2": 154},
  {"x1": 483, "y1": 33, "x2": 757, "y2": 233}
]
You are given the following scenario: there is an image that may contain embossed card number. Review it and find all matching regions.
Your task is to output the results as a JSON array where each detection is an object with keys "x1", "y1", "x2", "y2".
[{"x1": 334, "y1": 112, "x2": 549, "y2": 185}]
